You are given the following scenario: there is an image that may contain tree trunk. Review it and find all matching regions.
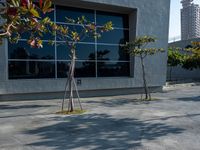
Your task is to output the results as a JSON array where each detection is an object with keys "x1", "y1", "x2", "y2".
[
  {"x1": 169, "y1": 66, "x2": 172, "y2": 81},
  {"x1": 140, "y1": 56, "x2": 150, "y2": 100},
  {"x1": 68, "y1": 49, "x2": 76, "y2": 112}
]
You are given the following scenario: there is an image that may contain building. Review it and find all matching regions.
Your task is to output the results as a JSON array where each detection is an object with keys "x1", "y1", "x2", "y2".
[
  {"x1": 0, "y1": 0, "x2": 170, "y2": 100},
  {"x1": 168, "y1": 38, "x2": 200, "y2": 81},
  {"x1": 181, "y1": 0, "x2": 200, "y2": 40}
]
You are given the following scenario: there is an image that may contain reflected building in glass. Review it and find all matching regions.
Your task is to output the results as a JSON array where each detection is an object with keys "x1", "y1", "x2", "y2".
[{"x1": 0, "y1": 0, "x2": 170, "y2": 100}]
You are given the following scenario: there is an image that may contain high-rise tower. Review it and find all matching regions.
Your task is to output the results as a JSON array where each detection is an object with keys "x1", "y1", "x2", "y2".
[{"x1": 181, "y1": 0, "x2": 200, "y2": 40}]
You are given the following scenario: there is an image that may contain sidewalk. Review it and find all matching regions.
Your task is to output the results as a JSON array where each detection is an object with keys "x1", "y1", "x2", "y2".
[{"x1": 0, "y1": 84, "x2": 200, "y2": 150}]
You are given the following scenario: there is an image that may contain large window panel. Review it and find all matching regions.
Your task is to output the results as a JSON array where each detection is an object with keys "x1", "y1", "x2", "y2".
[
  {"x1": 57, "y1": 43, "x2": 95, "y2": 60},
  {"x1": 57, "y1": 61, "x2": 96, "y2": 78},
  {"x1": 9, "y1": 61, "x2": 55, "y2": 79},
  {"x1": 97, "y1": 62, "x2": 130, "y2": 77},
  {"x1": 97, "y1": 29, "x2": 129, "y2": 44},
  {"x1": 97, "y1": 45, "x2": 129, "y2": 61},
  {"x1": 8, "y1": 41, "x2": 55, "y2": 60},
  {"x1": 96, "y1": 11, "x2": 129, "y2": 28},
  {"x1": 56, "y1": 6, "x2": 94, "y2": 23},
  {"x1": 8, "y1": 5, "x2": 131, "y2": 79}
]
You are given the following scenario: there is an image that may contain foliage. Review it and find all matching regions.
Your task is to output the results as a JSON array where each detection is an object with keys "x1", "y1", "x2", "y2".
[
  {"x1": 168, "y1": 47, "x2": 185, "y2": 67},
  {"x1": 124, "y1": 36, "x2": 164, "y2": 100},
  {"x1": 182, "y1": 41, "x2": 200, "y2": 70},
  {"x1": 168, "y1": 42, "x2": 200, "y2": 70},
  {"x1": 125, "y1": 36, "x2": 164, "y2": 58},
  {"x1": 0, "y1": 0, "x2": 113, "y2": 48},
  {"x1": 0, "y1": 0, "x2": 53, "y2": 47}
]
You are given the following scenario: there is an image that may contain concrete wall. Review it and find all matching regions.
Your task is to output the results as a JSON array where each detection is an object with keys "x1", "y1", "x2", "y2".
[
  {"x1": 168, "y1": 38, "x2": 200, "y2": 81},
  {"x1": 0, "y1": 0, "x2": 171, "y2": 99}
]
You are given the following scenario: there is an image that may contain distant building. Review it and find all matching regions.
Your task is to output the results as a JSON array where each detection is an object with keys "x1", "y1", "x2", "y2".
[{"x1": 181, "y1": 0, "x2": 200, "y2": 40}]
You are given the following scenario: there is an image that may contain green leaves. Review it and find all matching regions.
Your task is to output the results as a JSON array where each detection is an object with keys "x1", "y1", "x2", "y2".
[
  {"x1": 30, "y1": 8, "x2": 40, "y2": 18},
  {"x1": 168, "y1": 43, "x2": 200, "y2": 70},
  {"x1": 124, "y1": 36, "x2": 164, "y2": 58}
]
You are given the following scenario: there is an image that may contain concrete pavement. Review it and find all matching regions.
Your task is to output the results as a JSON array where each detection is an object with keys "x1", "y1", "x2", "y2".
[{"x1": 0, "y1": 84, "x2": 200, "y2": 150}]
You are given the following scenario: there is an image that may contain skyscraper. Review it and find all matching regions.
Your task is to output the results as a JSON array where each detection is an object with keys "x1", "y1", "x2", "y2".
[{"x1": 181, "y1": 0, "x2": 200, "y2": 40}]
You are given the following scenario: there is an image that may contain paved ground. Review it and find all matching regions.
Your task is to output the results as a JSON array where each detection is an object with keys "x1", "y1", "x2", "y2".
[{"x1": 0, "y1": 84, "x2": 200, "y2": 150}]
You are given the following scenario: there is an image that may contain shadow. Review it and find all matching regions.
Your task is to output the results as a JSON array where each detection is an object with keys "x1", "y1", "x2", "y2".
[
  {"x1": 144, "y1": 113, "x2": 200, "y2": 122},
  {"x1": 0, "y1": 104, "x2": 53, "y2": 110},
  {"x1": 177, "y1": 96, "x2": 200, "y2": 102},
  {"x1": 84, "y1": 98, "x2": 157, "y2": 108},
  {"x1": 25, "y1": 113, "x2": 184, "y2": 150}
]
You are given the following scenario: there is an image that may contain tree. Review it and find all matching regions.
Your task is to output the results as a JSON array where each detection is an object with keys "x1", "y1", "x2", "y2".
[
  {"x1": 0, "y1": 0, "x2": 113, "y2": 113},
  {"x1": 168, "y1": 47, "x2": 185, "y2": 80},
  {"x1": 53, "y1": 18, "x2": 113, "y2": 112},
  {"x1": 182, "y1": 41, "x2": 200, "y2": 70},
  {"x1": 167, "y1": 42, "x2": 200, "y2": 72},
  {"x1": 124, "y1": 36, "x2": 164, "y2": 100}
]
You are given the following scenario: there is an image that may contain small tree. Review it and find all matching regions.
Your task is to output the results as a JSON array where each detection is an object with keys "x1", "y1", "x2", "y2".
[
  {"x1": 124, "y1": 36, "x2": 164, "y2": 100},
  {"x1": 182, "y1": 41, "x2": 200, "y2": 70},
  {"x1": 52, "y1": 18, "x2": 113, "y2": 112},
  {"x1": 168, "y1": 47, "x2": 185, "y2": 81}
]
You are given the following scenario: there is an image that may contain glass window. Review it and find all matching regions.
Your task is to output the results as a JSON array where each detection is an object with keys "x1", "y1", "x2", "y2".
[
  {"x1": 57, "y1": 61, "x2": 96, "y2": 78},
  {"x1": 20, "y1": 30, "x2": 55, "y2": 40},
  {"x1": 9, "y1": 61, "x2": 55, "y2": 79},
  {"x1": 8, "y1": 5, "x2": 131, "y2": 79},
  {"x1": 8, "y1": 41, "x2": 55, "y2": 60},
  {"x1": 97, "y1": 45, "x2": 129, "y2": 61},
  {"x1": 56, "y1": 6, "x2": 94, "y2": 23},
  {"x1": 97, "y1": 29, "x2": 129, "y2": 44},
  {"x1": 57, "y1": 43, "x2": 95, "y2": 60},
  {"x1": 96, "y1": 11, "x2": 129, "y2": 28},
  {"x1": 97, "y1": 62, "x2": 130, "y2": 77}
]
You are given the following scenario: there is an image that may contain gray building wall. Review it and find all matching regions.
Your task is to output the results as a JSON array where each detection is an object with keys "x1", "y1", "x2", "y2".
[
  {"x1": 168, "y1": 38, "x2": 200, "y2": 81},
  {"x1": 0, "y1": 0, "x2": 170, "y2": 100}
]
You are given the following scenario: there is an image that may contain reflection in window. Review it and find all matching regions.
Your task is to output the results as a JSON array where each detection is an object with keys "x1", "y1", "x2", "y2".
[
  {"x1": 97, "y1": 29, "x2": 129, "y2": 44},
  {"x1": 8, "y1": 42, "x2": 55, "y2": 60},
  {"x1": 57, "y1": 61, "x2": 96, "y2": 78},
  {"x1": 97, "y1": 45, "x2": 129, "y2": 61},
  {"x1": 8, "y1": 5, "x2": 131, "y2": 79},
  {"x1": 9, "y1": 61, "x2": 55, "y2": 79},
  {"x1": 97, "y1": 62, "x2": 130, "y2": 77},
  {"x1": 56, "y1": 6, "x2": 94, "y2": 23},
  {"x1": 57, "y1": 43, "x2": 95, "y2": 60},
  {"x1": 96, "y1": 11, "x2": 129, "y2": 28}
]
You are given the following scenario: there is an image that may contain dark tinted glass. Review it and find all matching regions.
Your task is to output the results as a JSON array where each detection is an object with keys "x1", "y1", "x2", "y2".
[
  {"x1": 97, "y1": 62, "x2": 130, "y2": 77},
  {"x1": 21, "y1": 30, "x2": 55, "y2": 40},
  {"x1": 56, "y1": 24, "x2": 95, "y2": 43},
  {"x1": 97, "y1": 29, "x2": 129, "y2": 44},
  {"x1": 56, "y1": 6, "x2": 94, "y2": 23},
  {"x1": 8, "y1": 41, "x2": 55, "y2": 59},
  {"x1": 57, "y1": 61, "x2": 96, "y2": 78},
  {"x1": 97, "y1": 45, "x2": 129, "y2": 61},
  {"x1": 96, "y1": 11, "x2": 129, "y2": 28},
  {"x1": 9, "y1": 61, "x2": 55, "y2": 79},
  {"x1": 57, "y1": 43, "x2": 95, "y2": 60}
]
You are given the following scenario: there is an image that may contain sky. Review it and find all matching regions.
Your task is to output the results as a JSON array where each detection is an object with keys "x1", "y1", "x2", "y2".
[{"x1": 169, "y1": 0, "x2": 200, "y2": 41}]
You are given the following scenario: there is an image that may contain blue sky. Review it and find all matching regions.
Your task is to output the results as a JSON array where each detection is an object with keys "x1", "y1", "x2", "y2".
[{"x1": 169, "y1": 0, "x2": 200, "y2": 40}]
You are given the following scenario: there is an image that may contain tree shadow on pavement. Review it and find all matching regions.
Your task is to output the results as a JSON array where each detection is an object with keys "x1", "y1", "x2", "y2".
[
  {"x1": 177, "y1": 96, "x2": 200, "y2": 102},
  {"x1": 24, "y1": 113, "x2": 184, "y2": 150},
  {"x1": 84, "y1": 98, "x2": 155, "y2": 108},
  {"x1": 0, "y1": 104, "x2": 53, "y2": 110}
]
